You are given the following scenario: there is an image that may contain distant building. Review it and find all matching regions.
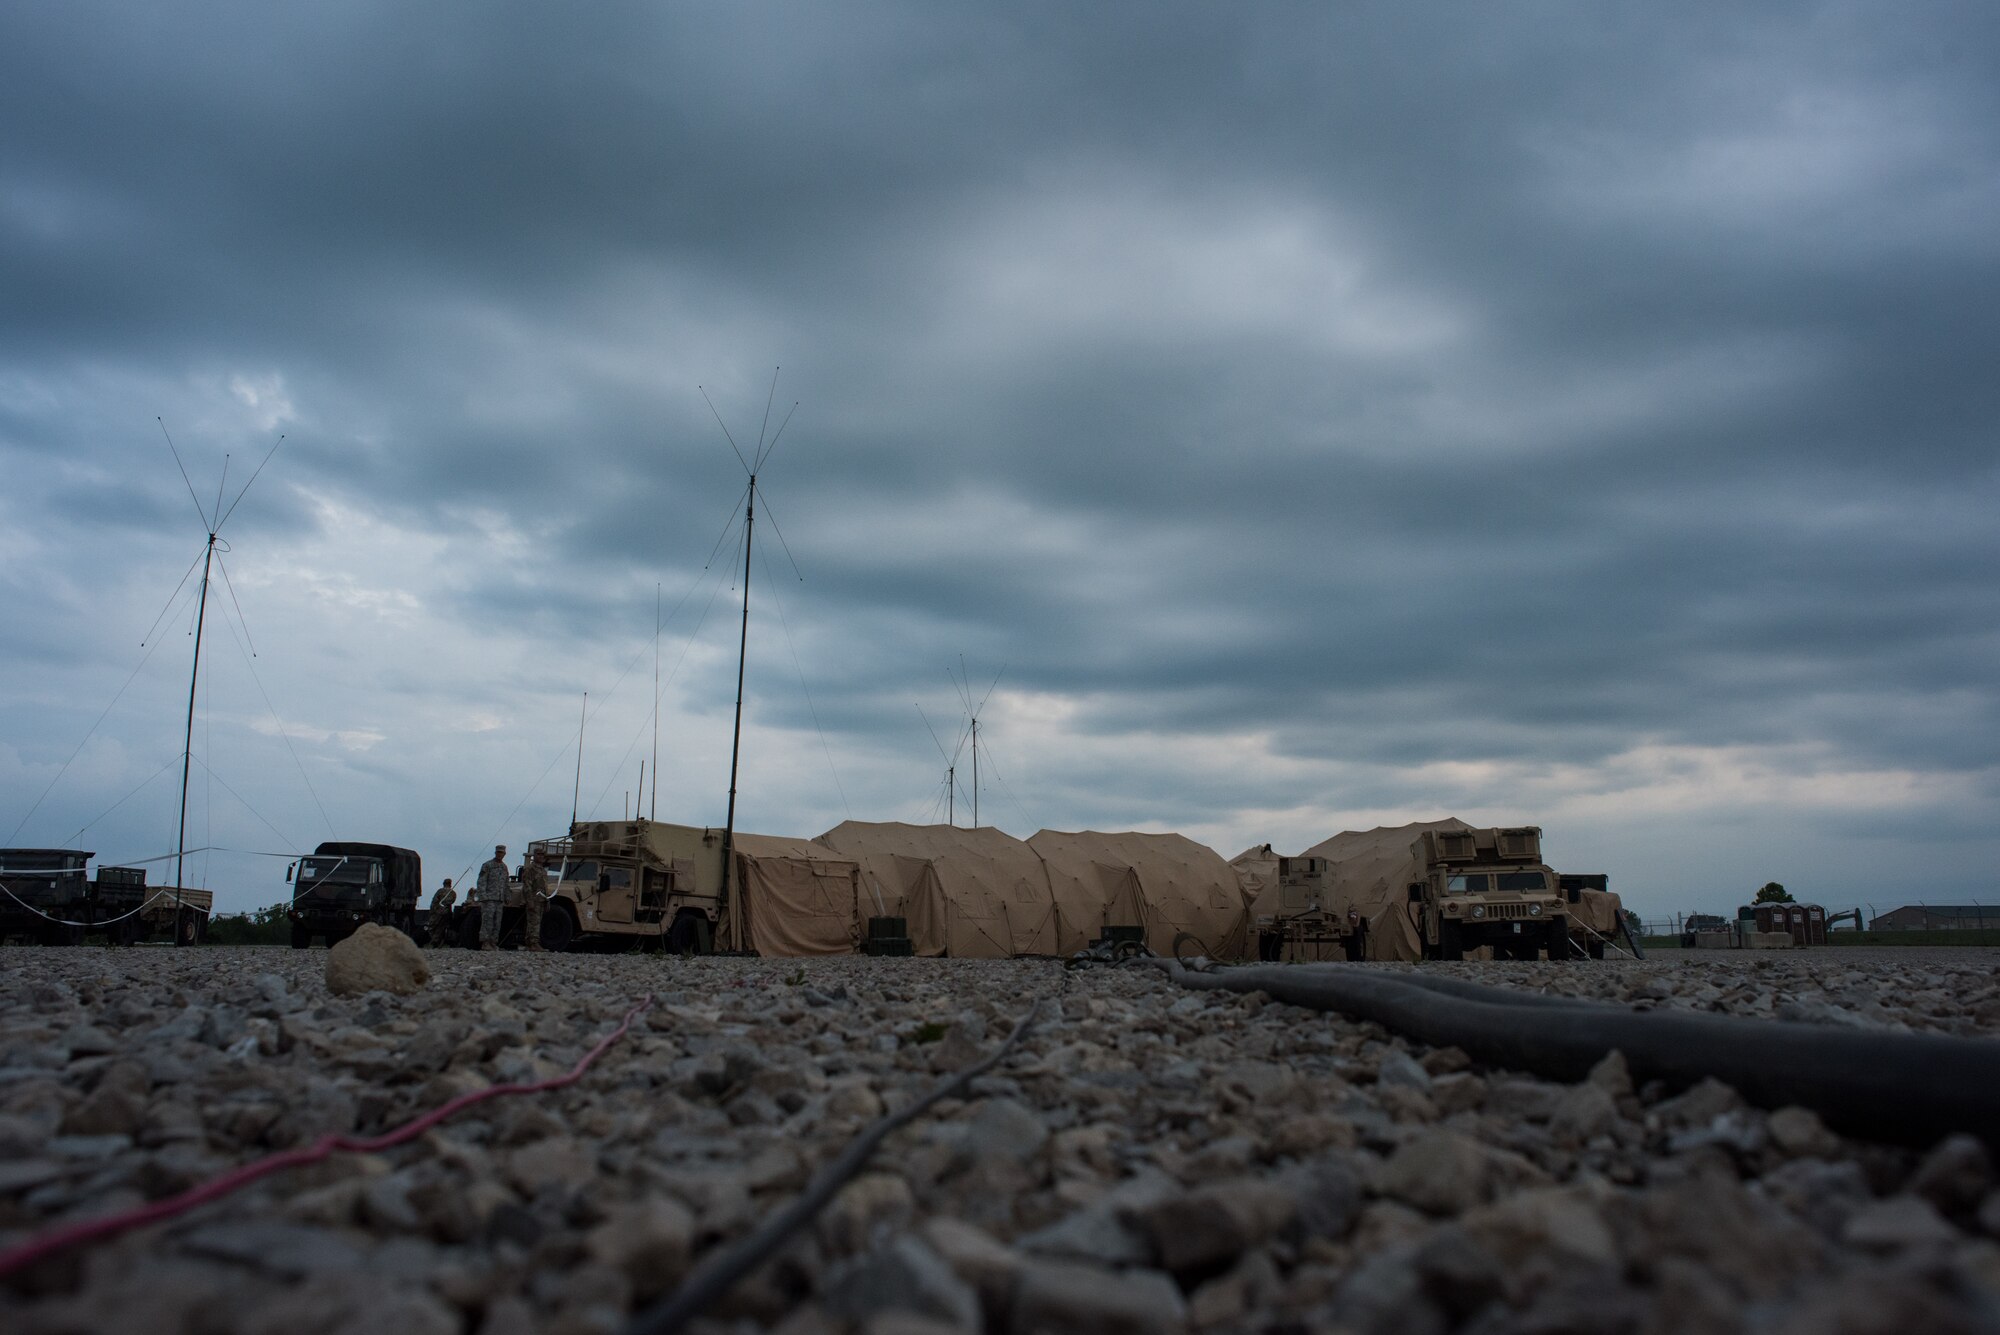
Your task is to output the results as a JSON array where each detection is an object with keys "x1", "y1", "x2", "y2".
[{"x1": 1868, "y1": 904, "x2": 2000, "y2": 931}]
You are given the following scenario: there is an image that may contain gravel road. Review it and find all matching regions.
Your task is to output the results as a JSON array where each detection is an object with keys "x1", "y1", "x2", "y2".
[{"x1": 2, "y1": 945, "x2": 1998, "y2": 1334}]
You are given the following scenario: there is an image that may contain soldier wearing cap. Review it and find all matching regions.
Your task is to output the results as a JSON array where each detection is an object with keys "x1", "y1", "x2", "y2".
[
  {"x1": 475, "y1": 845, "x2": 509, "y2": 951},
  {"x1": 426, "y1": 877, "x2": 458, "y2": 946}
]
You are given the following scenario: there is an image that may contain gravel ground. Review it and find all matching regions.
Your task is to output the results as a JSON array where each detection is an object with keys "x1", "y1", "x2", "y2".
[{"x1": 2, "y1": 945, "x2": 1998, "y2": 1334}]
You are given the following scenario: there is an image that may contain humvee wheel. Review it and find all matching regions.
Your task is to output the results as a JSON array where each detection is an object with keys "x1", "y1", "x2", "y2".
[
  {"x1": 1436, "y1": 921, "x2": 1464, "y2": 961},
  {"x1": 291, "y1": 922, "x2": 313, "y2": 949},
  {"x1": 540, "y1": 906, "x2": 576, "y2": 953},
  {"x1": 666, "y1": 911, "x2": 706, "y2": 956}
]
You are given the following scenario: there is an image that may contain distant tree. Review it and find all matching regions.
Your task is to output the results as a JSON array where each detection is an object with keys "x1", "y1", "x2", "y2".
[
  {"x1": 1753, "y1": 881, "x2": 1794, "y2": 904},
  {"x1": 1622, "y1": 909, "x2": 1644, "y2": 937},
  {"x1": 203, "y1": 902, "x2": 292, "y2": 946}
]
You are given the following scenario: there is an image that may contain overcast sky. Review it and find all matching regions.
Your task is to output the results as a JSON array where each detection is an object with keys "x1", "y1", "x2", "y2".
[{"x1": 3, "y1": 2, "x2": 1996, "y2": 923}]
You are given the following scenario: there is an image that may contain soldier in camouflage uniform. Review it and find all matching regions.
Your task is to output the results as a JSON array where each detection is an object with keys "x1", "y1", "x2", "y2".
[
  {"x1": 519, "y1": 851, "x2": 549, "y2": 952},
  {"x1": 475, "y1": 845, "x2": 509, "y2": 950},
  {"x1": 426, "y1": 877, "x2": 458, "y2": 946}
]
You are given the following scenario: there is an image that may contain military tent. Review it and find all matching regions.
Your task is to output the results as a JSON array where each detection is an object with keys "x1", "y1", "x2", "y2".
[
  {"x1": 1302, "y1": 818, "x2": 1472, "y2": 963},
  {"x1": 816, "y1": 822, "x2": 1058, "y2": 957},
  {"x1": 1030, "y1": 830, "x2": 1252, "y2": 958},
  {"x1": 1230, "y1": 843, "x2": 1282, "y2": 924},
  {"x1": 727, "y1": 833, "x2": 866, "y2": 957}
]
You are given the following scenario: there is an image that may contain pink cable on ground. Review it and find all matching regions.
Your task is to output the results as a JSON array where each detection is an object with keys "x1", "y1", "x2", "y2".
[{"x1": 0, "y1": 992, "x2": 655, "y2": 1280}]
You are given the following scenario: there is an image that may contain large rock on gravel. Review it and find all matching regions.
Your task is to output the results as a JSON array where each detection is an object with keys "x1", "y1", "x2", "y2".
[{"x1": 325, "y1": 923, "x2": 430, "y2": 997}]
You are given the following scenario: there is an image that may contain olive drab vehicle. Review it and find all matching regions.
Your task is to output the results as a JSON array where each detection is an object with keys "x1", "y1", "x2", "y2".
[
  {"x1": 1405, "y1": 826, "x2": 1570, "y2": 960},
  {"x1": 0, "y1": 848, "x2": 211, "y2": 946},
  {"x1": 286, "y1": 842, "x2": 423, "y2": 948},
  {"x1": 486, "y1": 818, "x2": 725, "y2": 952}
]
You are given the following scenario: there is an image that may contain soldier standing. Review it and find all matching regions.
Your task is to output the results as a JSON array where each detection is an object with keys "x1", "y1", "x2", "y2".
[
  {"x1": 519, "y1": 850, "x2": 550, "y2": 952},
  {"x1": 426, "y1": 877, "x2": 458, "y2": 946},
  {"x1": 475, "y1": 844, "x2": 509, "y2": 950}
]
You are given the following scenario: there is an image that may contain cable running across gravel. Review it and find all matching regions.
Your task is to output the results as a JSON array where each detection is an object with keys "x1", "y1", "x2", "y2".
[
  {"x1": 0, "y1": 992, "x2": 657, "y2": 1280},
  {"x1": 622, "y1": 997, "x2": 1045, "y2": 1335},
  {"x1": 1148, "y1": 957, "x2": 2000, "y2": 1146}
]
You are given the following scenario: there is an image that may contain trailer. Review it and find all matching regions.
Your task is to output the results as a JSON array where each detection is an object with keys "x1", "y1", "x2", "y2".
[{"x1": 0, "y1": 849, "x2": 211, "y2": 945}]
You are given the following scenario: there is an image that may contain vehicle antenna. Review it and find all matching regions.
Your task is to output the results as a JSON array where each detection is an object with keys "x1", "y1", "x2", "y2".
[
  {"x1": 650, "y1": 583, "x2": 661, "y2": 821},
  {"x1": 570, "y1": 693, "x2": 587, "y2": 830}
]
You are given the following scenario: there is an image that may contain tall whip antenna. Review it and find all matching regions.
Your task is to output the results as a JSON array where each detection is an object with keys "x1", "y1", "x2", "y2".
[
  {"x1": 651, "y1": 584, "x2": 661, "y2": 821},
  {"x1": 704, "y1": 369, "x2": 799, "y2": 922},
  {"x1": 570, "y1": 693, "x2": 587, "y2": 829},
  {"x1": 159, "y1": 422, "x2": 284, "y2": 944}
]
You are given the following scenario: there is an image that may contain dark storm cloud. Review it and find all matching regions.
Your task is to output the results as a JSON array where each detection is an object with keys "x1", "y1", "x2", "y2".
[{"x1": 3, "y1": 1, "x2": 1997, "y2": 912}]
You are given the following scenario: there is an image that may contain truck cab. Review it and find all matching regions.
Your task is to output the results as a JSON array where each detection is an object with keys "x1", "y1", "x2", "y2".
[
  {"x1": 287, "y1": 841, "x2": 422, "y2": 947},
  {"x1": 1406, "y1": 826, "x2": 1570, "y2": 960}
]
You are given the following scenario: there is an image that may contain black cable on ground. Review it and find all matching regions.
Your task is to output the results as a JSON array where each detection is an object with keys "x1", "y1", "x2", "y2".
[
  {"x1": 622, "y1": 999, "x2": 1044, "y2": 1335},
  {"x1": 1148, "y1": 959, "x2": 2000, "y2": 1149}
]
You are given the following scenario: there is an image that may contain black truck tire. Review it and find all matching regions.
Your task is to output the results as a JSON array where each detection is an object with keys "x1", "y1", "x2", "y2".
[
  {"x1": 291, "y1": 922, "x2": 313, "y2": 949},
  {"x1": 666, "y1": 910, "x2": 709, "y2": 956},
  {"x1": 1436, "y1": 919, "x2": 1464, "y2": 961},
  {"x1": 539, "y1": 905, "x2": 576, "y2": 953}
]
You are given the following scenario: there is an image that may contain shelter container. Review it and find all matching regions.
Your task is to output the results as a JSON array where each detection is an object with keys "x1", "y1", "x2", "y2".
[{"x1": 727, "y1": 834, "x2": 867, "y2": 957}]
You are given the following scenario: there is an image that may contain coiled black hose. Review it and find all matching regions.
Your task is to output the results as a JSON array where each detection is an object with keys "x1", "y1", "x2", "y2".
[{"x1": 1154, "y1": 959, "x2": 2000, "y2": 1148}]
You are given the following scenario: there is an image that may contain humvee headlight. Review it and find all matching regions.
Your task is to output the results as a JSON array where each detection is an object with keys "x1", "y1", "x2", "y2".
[
  {"x1": 1471, "y1": 905, "x2": 1486, "y2": 919},
  {"x1": 1529, "y1": 904, "x2": 1543, "y2": 916}
]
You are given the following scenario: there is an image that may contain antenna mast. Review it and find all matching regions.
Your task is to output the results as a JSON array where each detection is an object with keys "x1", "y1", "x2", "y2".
[
  {"x1": 159, "y1": 422, "x2": 282, "y2": 945},
  {"x1": 650, "y1": 583, "x2": 661, "y2": 821},
  {"x1": 711, "y1": 367, "x2": 795, "y2": 922},
  {"x1": 722, "y1": 470, "x2": 754, "y2": 906},
  {"x1": 570, "y1": 693, "x2": 587, "y2": 829},
  {"x1": 173, "y1": 528, "x2": 216, "y2": 928}
]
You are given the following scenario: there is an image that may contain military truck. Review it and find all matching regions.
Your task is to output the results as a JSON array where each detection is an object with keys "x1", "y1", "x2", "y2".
[
  {"x1": 1404, "y1": 826, "x2": 1569, "y2": 960},
  {"x1": 286, "y1": 842, "x2": 423, "y2": 947},
  {"x1": 1257, "y1": 855, "x2": 1368, "y2": 961},
  {"x1": 436, "y1": 818, "x2": 725, "y2": 952},
  {"x1": 1, "y1": 848, "x2": 210, "y2": 945}
]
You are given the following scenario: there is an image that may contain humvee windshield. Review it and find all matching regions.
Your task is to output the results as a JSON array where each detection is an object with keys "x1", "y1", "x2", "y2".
[
  {"x1": 548, "y1": 861, "x2": 632, "y2": 890},
  {"x1": 1496, "y1": 871, "x2": 1548, "y2": 892},
  {"x1": 298, "y1": 857, "x2": 375, "y2": 885},
  {"x1": 1446, "y1": 874, "x2": 1489, "y2": 894}
]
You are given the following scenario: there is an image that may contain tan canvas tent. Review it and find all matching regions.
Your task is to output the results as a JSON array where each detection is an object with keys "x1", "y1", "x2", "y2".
[
  {"x1": 727, "y1": 833, "x2": 866, "y2": 957},
  {"x1": 1301, "y1": 818, "x2": 1473, "y2": 963},
  {"x1": 1230, "y1": 843, "x2": 1282, "y2": 924},
  {"x1": 816, "y1": 822, "x2": 1059, "y2": 957},
  {"x1": 1030, "y1": 830, "x2": 1252, "y2": 958}
]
